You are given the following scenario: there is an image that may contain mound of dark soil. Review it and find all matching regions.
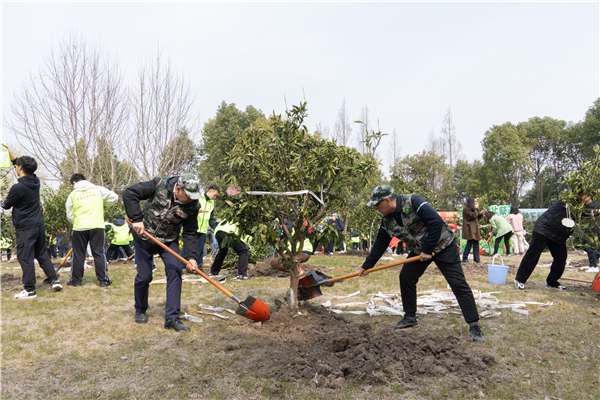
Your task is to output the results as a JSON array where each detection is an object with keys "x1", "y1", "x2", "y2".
[
  {"x1": 230, "y1": 303, "x2": 495, "y2": 387},
  {"x1": 249, "y1": 259, "x2": 333, "y2": 278}
]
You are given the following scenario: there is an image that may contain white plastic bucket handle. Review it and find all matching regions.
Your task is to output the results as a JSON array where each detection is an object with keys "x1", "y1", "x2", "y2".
[{"x1": 492, "y1": 254, "x2": 504, "y2": 267}]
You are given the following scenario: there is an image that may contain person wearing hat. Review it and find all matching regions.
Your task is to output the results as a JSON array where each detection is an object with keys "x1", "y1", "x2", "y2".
[
  {"x1": 358, "y1": 184, "x2": 484, "y2": 342},
  {"x1": 66, "y1": 173, "x2": 118, "y2": 287},
  {"x1": 123, "y1": 173, "x2": 202, "y2": 332}
]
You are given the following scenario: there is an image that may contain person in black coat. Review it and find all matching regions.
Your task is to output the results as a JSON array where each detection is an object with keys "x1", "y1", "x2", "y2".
[
  {"x1": 514, "y1": 198, "x2": 576, "y2": 291},
  {"x1": 0, "y1": 145, "x2": 62, "y2": 299}
]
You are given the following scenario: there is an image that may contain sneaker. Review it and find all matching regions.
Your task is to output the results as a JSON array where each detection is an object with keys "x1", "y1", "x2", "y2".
[
  {"x1": 14, "y1": 289, "x2": 37, "y2": 300},
  {"x1": 99, "y1": 279, "x2": 112, "y2": 287},
  {"x1": 164, "y1": 318, "x2": 190, "y2": 332},
  {"x1": 67, "y1": 279, "x2": 82, "y2": 287},
  {"x1": 235, "y1": 275, "x2": 251, "y2": 280},
  {"x1": 469, "y1": 323, "x2": 485, "y2": 342},
  {"x1": 135, "y1": 312, "x2": 148, "y2": 324},
  {"x1": 514, "y1": 279, "x2": 525, "y2": 290},
  {"x1": 391, "y1": 315, "x2": 419, "y2": 329},
  {"x1": 546, "y1": 283, "x2": 567, "y2": 291},
  {"x1": 51, "y1": 280, "x2": 63, "y2": 291}
]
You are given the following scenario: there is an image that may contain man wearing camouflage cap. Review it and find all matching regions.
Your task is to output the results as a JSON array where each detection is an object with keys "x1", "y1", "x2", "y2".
[
  {"x1": 358, "y1": 185, "x2": 484, "y2": 342},
  {"x1": 123, "y1": 173, "x2": 201, "y2": 332}
]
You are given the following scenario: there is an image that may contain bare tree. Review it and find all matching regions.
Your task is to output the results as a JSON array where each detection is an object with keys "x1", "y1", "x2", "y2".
[
  {"x1": 315, "y1": 121, "x2": 330, "y2": 139},
  {"x1": 130, "y1": 49, "x2": 199, "y2": 180},
  {"x1": 439, "y1": 107, "x2": 463, "y2": 169},
  {"x1": 387, "y1": 128, "x2": 401, "y2": 170},
  {"x1": 5, "y1": 33, "x2": 133, "y2": 190},
  {"x1": 333, "y1": 99, "x2": 352, "y2": 147},
  {"x1": 426, "y1": 126, "x2": 443, "y2": 155},
  {"x1": 357, "y1": 105, "x2": 370, "y2": 153}
]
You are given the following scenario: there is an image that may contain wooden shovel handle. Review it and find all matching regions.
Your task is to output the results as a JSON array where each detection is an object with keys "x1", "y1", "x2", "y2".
[
  {"x1": 60, "y1": 248, "x2": 73, "y2": 266},
  {"x1": 126, "y1": 220, "x2": 237, "y2": 301},
  {"x1": 327, "y1": 255, "x2": 424, "y2": 284}
]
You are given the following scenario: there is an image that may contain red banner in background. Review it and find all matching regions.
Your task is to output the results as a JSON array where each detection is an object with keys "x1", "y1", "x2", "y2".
[{"x1": 438, "y1": 211, "x2": 458, "y2": 221}]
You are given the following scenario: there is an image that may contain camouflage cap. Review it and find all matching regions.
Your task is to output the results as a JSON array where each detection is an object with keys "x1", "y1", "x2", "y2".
[
  {"x1": 367, "y1": 184, "x2": 395, "y2": 206},
  {"x1": 177, "y1": 173, "x2": 201, "y2": 200}
]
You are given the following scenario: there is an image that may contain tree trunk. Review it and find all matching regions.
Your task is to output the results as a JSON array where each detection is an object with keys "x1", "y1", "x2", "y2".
[{"x1": 288, "y1": 255, "x2": 301, "y2": 308}]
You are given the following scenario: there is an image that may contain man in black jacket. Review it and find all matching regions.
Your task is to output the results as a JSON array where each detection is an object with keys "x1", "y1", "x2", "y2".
[
  {"x1": 123, "y1": 174, "x2": 201, "y2": 332},
  {"x1": 358, "y1": 185, "x2": 483, "y2": 342},
  {"x1": 514, "y1": 199, "x2": 575, "y2": 291},
  {"x1": 0, "y1": 145, "x2": 62, "y2": 299}
]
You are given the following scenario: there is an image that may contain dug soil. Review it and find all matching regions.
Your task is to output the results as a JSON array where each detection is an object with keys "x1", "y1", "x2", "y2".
[
  {"x1": 228, "y1": 302, "x2": 496, "y2": 390},
  {"x1": 249, "y1": 259, "x2": 334, "y2": 278}
]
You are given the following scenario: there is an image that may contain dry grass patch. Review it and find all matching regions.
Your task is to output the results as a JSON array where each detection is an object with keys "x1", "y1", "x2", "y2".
[{"x1": 2, "y1": 251, "x2": 599, "y2": 399}]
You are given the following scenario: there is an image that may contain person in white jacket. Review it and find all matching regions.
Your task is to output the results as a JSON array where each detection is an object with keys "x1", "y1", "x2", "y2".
[
  {"x1": 507, "y1": 205, "x2": 526, "y2": 255},
  {"x1": 65, "y1": 174, "x2": 118, "y2": 287}
]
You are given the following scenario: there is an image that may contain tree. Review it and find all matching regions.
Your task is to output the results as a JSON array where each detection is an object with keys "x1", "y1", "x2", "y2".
[
  {"x1": 333, "y1": 99, "x2": 352, "y2": 147},
  {"x1": 576, "y1": 98, "x2": 600, "y2": 161},
  {"x1": 389, "y1": 151, "x2": 451, "y2": 210},
  {"x1": 387, "y1": 128, "x2": 401, "y2": 171},
  {"x1": 222, "y1": 102, "x2": 378, "y2": 307},
  {"x1": 157, "y1": 128, "x2": 198, "y2": 178},
  {"x1": 5, "y1": 33, "x2": 130, "y2": 188},
  {"x1": 480, "y1": 122, "x2": 532, "y2": 205},
  {"x1": 356, "y1": 105, "x2": 370, "y2": 154},
  {"x1": 197, "y1": 102, "x2": 265, "y2": 188},
  {"x1": 439, "y1": 107, "x2": 463, "y2": 169},
  {"x1": 130, "y1": 50, "x2": 199, "y2": 181},
  {"x1": 519, "y1": 116, "x2": 568, "y2": 207},
  {"x1": 561, "y1": 145, "x2": 600, "y2": 249}
]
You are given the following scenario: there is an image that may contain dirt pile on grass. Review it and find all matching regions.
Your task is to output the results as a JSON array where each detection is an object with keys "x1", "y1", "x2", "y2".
[{"x1": 231, "y1": 303, "x2": 495, "y2": 388}]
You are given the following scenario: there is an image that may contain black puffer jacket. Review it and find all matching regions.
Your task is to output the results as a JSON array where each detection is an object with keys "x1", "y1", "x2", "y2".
[
  {"x1": 533, "y1": 200, "x2": 573, "y2": 244},
  {"x1": 1, "y1": 174, "x2": 45, "y2": 230}
]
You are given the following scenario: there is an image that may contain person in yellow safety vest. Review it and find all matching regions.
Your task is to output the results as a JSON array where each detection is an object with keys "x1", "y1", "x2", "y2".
[
  {"x1": 105, "y1": 214, "x2": 134, "y2": 262},
  {"x1": 0, "y1": 237, "x2": 13, "y2": 261},
  {"x1": 47, "y1": 233, "x2": 58, "y2": 260},
  {"x1": 270, "y1": 217, "x2": 313, "y2": 272},
  {"x1": 65, "y1": 173, "x2": 118, "y2": 287},
  {"x1": 180, "y1": 185, "x2": 220, "y2": 272},
  {"x1": 210, "y1": 220, "x2": 251, "y2": 280}
]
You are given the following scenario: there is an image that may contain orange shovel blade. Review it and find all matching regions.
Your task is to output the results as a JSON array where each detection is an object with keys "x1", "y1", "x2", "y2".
[{"x1": 236, "y1": 296, "x2": 271, "y2": 322}]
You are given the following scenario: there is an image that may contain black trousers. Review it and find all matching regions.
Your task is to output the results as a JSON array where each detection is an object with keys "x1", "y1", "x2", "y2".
[
  {"x1": 15, "y1": 225, "x2": 58, "y2": 292},
  {"x1": 515, "y1": 231, "x2": 567, "y2": 286},
  {"x1": 210, "y1": 231, "x2": 248, "y2": 276},
  {"x1": 106, "y1": 243, "x2": 134, "y2": 261},
  {"x1": 401, "y1": 240, "x2": 479, "y2": 324},
  {"x1": 71, "y1": 229, "x2": 110, "y2": 285},
  {"x1": 134, "y1": 239, "x2": 183, "y2": 320},
  {"x1": 493, "y1": 232, "x2": 513, "y2": 255},
  {"x1": 463, "y1": 239, "x2": 481, "y2": 263}
]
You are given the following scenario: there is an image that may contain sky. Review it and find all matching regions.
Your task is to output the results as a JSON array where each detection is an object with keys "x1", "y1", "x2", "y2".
[{"x1": 2, "y1": 2, "x2": 599, "y2": 177}]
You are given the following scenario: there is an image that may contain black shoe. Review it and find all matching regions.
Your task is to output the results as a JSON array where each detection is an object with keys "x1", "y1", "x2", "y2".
[
  {"x1": 235, "y1": 275, "x2": 251, "y2": 281},
  {"x1": 391, "y1": 315, "x2": 419, "y2": 329},
  {"x1": 164, "y1": 318, "x2": 190, "y2": 332},
  {"x1": 469, "y1": 323, "x2": 484, "y2": 342},
  {"x1": 461, "y1": 259, "x2": 470, "y2": 263},
  {"x1": 67, "y1": 280, "x2": 82, "y2": 287},
  {"x1": 99, "y1": 279, "x2": 112, "y2": 287},
  {"x1": 135, "y1": 312, "x2": 148, "y2": 324}
]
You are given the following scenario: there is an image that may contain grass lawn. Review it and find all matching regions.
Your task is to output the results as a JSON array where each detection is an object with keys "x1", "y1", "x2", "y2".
[{"x1": 1, "y1": 250, "x2": 599, "y2": 399}]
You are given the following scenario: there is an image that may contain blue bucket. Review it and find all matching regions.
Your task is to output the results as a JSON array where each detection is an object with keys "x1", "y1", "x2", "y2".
[{"x1": 487, "y1": 254, "x2": 509, "y2": 284}]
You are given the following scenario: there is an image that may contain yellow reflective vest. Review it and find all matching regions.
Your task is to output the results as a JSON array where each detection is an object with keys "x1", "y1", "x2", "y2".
[
  {"x1": 111, "y1": 223, "x2": 131, "y2": 245},
  {"x1": 70, "y1": 186, "x2": 106, "y2": 230},
  {"x1": 197, "y1": 196, "x2": 215, "y2": 234}
]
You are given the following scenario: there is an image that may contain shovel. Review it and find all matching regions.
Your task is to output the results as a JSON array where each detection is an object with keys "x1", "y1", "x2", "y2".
[
  {"x1": 298, "y1": 255, "x2": 423, "y2": 300},
  {"x1": 128, "y1": 221, "x2": 270, "y2": 322},
  {"x1": 54, "y1": 247, "x2": 73, "y2": 274}
]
